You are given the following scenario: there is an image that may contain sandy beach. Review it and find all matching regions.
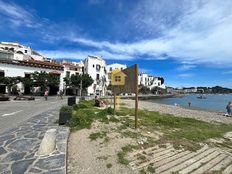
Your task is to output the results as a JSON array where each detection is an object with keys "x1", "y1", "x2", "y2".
[{"x1": 122, "y1": 99, "x2": 232, "y2": 124}]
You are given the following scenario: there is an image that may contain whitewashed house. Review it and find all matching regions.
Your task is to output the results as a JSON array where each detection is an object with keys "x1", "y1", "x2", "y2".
[
  {"x1": 0, "y1": 59, "x2": 64, "y2": 94},
  {"x1": 106, "y1": 63, "x2": 127, "y2": 85},
  {"x1": 60, "y1": 60, "x2": 84, "y2": 95},
  {"x1": 83, "y1": 55, "x2": 107, "y2": 96},
  {"x1": 138, "y1": 73, "x2": 165, "y2": 89},
  {"x1": 0, "y1": 42, "x2": 45, "y2": 61}
]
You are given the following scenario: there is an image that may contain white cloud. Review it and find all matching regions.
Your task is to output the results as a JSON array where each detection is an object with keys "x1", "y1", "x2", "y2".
[
  {"x1": 64, "y1": 0, "x2": 232, "y2": 66},
  {"x1": 177, "y1": 65, "x2": 196, "y2": 71},
  {"x1": 2, "y1": 0, "x2": 232, "y2": 67},
  {"x1": 0, "y1": 0, "x2": 39, "y2": 28},
  {"x1": 39, "y1": 50, "x2": 134, "y2": 61}
]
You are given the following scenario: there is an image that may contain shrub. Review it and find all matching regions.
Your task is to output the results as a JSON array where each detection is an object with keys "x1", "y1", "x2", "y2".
[{"x1": 60, "y1": 105, "x2": 73, "y2": 113}]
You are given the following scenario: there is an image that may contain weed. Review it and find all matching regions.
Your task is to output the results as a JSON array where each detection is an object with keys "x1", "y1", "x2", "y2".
[
  {"x1": 147, "y1": 164, "x2": 156, "y2": 173},
  {"x1": 117, "y1": 144, "x2": 139, "y2": 165},
  {"x1": 106, "y1": 163, "x2": 112, "y2": 168},
  {"x1": 89, "y1": 131, "x2": 107, "y2": 141}
]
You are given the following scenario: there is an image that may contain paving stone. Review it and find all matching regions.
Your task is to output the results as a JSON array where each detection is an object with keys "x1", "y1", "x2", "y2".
[
  {"x1": 8, "y1": 139, "x2": 38, "y2": 152},
  {"x1": 28, "y1": 167, "x2": 42, "y2": 173},
  {"x1": 44, "y1": 169, "x2": 65, "y2": 174},
  {"x1": 11, "y1": 159, "x2": 34, "y2": 174},
  {"x1": 3, "y1": 151, "x2": 26, "y2": 162},
  {"x1": 0, "y1": 147, "x2": 7, "y2": 155},
  {"x1": 4, "y1": 138, "x2": 16, "y2": 146},
  {"x1": 34, "y1": 154, "x2": 65, "y2": 170},
  {"x1": 0, "y1": 134, "x2": 15, "y2": 142},
  {"x1": 0, "y1": 163, "x2": 9, "y2": 173},
  {"x1": 24, "y1": 132, "x2": 39, "y2": 138}
]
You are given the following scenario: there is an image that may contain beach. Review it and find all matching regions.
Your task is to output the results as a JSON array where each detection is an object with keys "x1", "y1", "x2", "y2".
[{"x1": 122, "y1": 99, "x2": 232, "y2": 124}]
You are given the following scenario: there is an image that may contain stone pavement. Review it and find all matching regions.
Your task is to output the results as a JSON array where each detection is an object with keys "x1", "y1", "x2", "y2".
[
  {"x1": 0, "y1": 109, "x2": 69, "y2": 174},
  {"x1": 128, "y1": 143, "x2": 232, "y2": 174}
]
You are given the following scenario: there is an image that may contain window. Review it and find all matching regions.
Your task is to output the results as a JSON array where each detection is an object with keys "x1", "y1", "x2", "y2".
[
  {"x1": 108, "y1": 73, "x2": 112, "y2": 79},
  {"x1": 0, "y1": 71, "x2": 4, "y2": 77},
  {"x1": 93, "y1": 64, "x2": 95, "y2": 68},
  {"x1": 115, "y1": 76, "x2": 121, "y2": 82},
  {"x1": 110, "y1": 67, "x2": 112, "y2": 71},
  {"x1": 96, "y1": 64, "x2": 100, "y2": 71},
  {"x1": 25, "y1": 50, "x2": 27, "y2": 53},
  {"x1": 96, "y1": 74, "x2": 100, "y2": 80}
]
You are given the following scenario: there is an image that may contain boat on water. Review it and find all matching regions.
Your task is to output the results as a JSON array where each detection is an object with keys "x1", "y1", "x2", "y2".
[{"x1": 197, "y1": 95, "x2": 207, "y2": 99}]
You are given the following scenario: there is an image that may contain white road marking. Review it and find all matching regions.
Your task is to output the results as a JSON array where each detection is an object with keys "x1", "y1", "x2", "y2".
[{"x1": 2, "y1": 110, "x2": 23, "y2": 117}]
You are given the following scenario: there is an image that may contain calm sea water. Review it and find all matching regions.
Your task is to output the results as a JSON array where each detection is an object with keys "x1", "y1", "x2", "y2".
[{"x1": 148, "y1": 94, "x2": 232, "y2": 112}]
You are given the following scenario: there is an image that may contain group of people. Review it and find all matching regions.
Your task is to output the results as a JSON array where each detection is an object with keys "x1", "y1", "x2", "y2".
[{"x1": 226, "y1": 101, "x2": 232, "y2": 116}]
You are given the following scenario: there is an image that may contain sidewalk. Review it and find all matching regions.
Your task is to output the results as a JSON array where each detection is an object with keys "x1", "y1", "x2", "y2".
[{"x1": 0, "y1": 109, "x2": 69, "y2": 174}]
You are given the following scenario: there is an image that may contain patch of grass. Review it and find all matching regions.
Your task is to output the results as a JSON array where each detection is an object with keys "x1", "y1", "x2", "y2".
[
  {"x1": 114, "y1": 107, "x2": 232, "y2": 151},
  {"x1": 109, "y1": 116, "x2": 119, "y2": 122},
  {"x1": 67, "y1": 99, "x2": 116, "y2": 130},
  {"x1": 89, "y1": 131, "x2": 107, "y2": 141},
  {"x1": 121, "y1": 131, "x2": 139, "y2": 139},
  {"x1": 147, "y1": 164, "x2": 156, "y2": 173},
  {"x1": 106, "y1": 163, "x2": 112, "y2": 168},
  {"x1": 117, "y1": 144, "x2": 139, "y2": 165}
]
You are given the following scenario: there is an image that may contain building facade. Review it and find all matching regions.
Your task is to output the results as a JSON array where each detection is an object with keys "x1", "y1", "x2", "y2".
[
  {"x1": 0, "y1": 42, "x2": 44, "y2": 61},
  {"x1": 0, "y1": 59, "x2": 63, "y2": 94},
  {"x1": 83, "y1": 55, "x2": 107, "y2": 96}
]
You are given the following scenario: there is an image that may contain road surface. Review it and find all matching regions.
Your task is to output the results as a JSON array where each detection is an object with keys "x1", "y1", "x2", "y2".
[{"x1": 0, "y1": 96, "x2": 70, "y2": 134}]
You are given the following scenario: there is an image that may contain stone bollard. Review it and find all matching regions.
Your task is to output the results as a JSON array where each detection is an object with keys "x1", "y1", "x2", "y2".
[{"x1": 37, "y1": 129, "x2": 57, "y2": 156}]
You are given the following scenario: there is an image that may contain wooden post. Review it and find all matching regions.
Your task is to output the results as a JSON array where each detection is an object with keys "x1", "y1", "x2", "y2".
[
  {"x1": 135, "y1": 64, "x2": 139, "y2": 129},
  {"x1": 113, "y1": 86, "x2": 116, "y2": 115}
]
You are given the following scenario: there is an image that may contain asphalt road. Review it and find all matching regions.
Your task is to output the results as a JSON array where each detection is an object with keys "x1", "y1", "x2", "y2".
[{"x1": 0, "y1": 96, "x2": 70, "y2": 134}]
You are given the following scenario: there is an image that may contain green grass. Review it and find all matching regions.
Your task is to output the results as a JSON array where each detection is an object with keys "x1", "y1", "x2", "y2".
[
  {"x1": 67, "y1": 100, "x2": 115, "y2": 130},
  {"x1": 116, "y1": 107, "x2": 232, "y2": 150},
  {"x1": 117, "y1": 145, "x2": 139, "y2": 165},
  {"x1": 89, "y1": 131, "x2": 107, "y2": 141}
]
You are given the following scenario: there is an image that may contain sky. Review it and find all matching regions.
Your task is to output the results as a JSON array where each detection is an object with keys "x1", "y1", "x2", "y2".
[{"x1": 0, "y1": 0, "x2": 232, "y2": 88}]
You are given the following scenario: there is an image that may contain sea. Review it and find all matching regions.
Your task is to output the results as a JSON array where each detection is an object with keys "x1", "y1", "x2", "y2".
[{"x1": 148, "y1": 94, "x2": 232, "y2": 112}]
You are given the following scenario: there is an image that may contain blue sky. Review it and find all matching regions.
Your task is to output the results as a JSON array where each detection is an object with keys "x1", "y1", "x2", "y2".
[{"x1": 1, "y1": 0, "x2": 232, "y2": 88}]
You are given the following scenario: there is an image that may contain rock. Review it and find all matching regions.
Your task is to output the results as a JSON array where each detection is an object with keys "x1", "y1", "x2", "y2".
[
  {"x1": 37, "y1": 129, "x2": 57, "y2": 156},
  {"x1": 3, "y1": 151, "x2": 26, "y2": 162},
  {"x1": 0, "y1": 147, "x2": 7, "y2": 155},
  {"x1": 224, "y1": 132, "x2": 232, "y2": 141}
]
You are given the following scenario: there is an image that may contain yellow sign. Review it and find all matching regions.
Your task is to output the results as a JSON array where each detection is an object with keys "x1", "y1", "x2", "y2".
[
  {"x1": 115, "y1": 96, "x2": 120, "y2": 110},
  {"x1": 111, "y1": 69, "x2": 126, "y2": 86}
]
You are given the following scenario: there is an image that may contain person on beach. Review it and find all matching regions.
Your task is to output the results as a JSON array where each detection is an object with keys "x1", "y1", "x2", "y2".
[
  {"x1": 226, "y1": 101, "x2": 232, "y2": 116},
  {"x1": 94, "y1": 96, "x2": 105, "y2": 107},
  {"x1": 44, "y1": 88, "x2": 49, "y2": 101},
  {"x1": 188, "y1": 102, "x2": 191, "y2": 107}
]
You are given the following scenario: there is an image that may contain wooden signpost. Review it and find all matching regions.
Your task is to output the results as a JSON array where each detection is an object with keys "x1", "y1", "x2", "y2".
[{"x1": 111, "y1": 64, "x2": 139, "y2": 129}]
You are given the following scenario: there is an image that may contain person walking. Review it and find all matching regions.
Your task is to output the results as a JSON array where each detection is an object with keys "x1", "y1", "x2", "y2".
[
  {"x1": 188, "y1": 102, "x2": 191, "y2": 107},
  {"x1": 59, "y1": 90, "x2": 63, "y2": 99},
  {"x1": 226, "y1": 101, "x2": 231, "y2": 116},
  {"x1": 44, "y1": 88, "x2": 49, "y2": 101}
]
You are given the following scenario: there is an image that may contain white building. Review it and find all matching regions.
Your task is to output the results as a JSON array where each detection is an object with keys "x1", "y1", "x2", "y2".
[
  {"x1": 83, "y1": 55, "x2": 107, "y2": 96},
  {"x1": 0, "y1": 59, "x2": 64, "y2": 94},
  {"x1": 138, "y1": 73, "x2": 165, "y2": 89},
  {"x1": 60, "y1": 60, "x2": 84, "y2": 95},
  {"x1": 106, "y1": 63, "x2": 127, "y2": 85},
  {"x1": 0, "y1": 42, "x2": 44, "y2": 61}
]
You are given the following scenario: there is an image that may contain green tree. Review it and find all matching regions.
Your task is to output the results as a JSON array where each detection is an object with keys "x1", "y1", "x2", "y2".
[
  {"x1": 139, "y1": 85, "x2": 150, "y2": 94},
  {"x1": 0, "y1": 76, "x2": 21, "y2": 95},
  {"x1": 64, "y1": 74, "x2": 93, "y2": 95}
]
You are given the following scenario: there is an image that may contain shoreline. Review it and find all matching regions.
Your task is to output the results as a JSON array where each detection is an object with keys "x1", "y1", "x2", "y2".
[{"x1": 121, "y1": 99, "x2": 232, "y2": 124}]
